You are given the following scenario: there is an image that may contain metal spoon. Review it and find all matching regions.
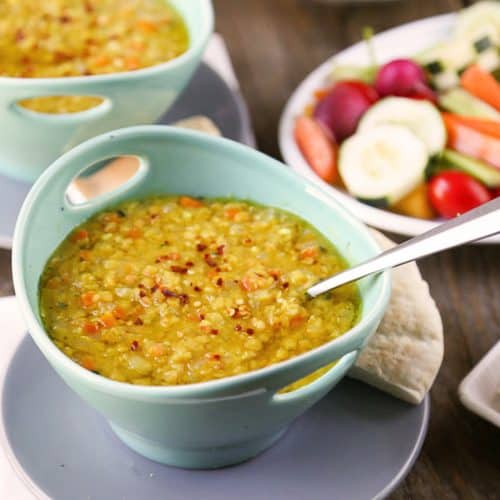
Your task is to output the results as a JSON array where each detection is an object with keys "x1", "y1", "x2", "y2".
[{"x1": 307, "y1": 197, "x2": 500, "y2": 298}]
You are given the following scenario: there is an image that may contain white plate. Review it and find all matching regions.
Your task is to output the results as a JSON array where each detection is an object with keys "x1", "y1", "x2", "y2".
[
  {"x1": 459, "y1": 341, "x2": 500, "y2": 429},
  {"x1": 279, "y1": 13, "x2": 500, "y2": 245}
]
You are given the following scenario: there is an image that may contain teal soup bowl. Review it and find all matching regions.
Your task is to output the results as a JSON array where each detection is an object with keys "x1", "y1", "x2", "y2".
[
  {"x1": 13, "y1": 126, "x2": 391, "y2": 469},
  {"x1": 0, "y1": 0, "x2": 213, "y2": 183}
]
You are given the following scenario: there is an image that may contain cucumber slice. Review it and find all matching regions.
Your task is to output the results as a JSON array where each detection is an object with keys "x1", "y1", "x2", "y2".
[
  {"x1": 330, "y1": 64, "x2": 378, "y2": 84},
  {"x1": 416, "y1": 40, "x2": 475, "y2": 89},
  {"x1": 440, "y1": 149, "x2": 500, "y2": 188},
  {"x1": 358, "y1": 97, "x2": 446, "y2": 155},
  {"x1": 339, "y1": 124, "x2": 428, "y2": 205},
  {"x1": 439, "y1": 88, "x2": 500, "y2": 120},
  {"x1": 455, "y1": 1, "x2": 500, "y2": 46}
]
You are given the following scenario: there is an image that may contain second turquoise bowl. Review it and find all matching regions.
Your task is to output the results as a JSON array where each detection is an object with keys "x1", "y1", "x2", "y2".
[
  {"x1": 12, "y1": 126, "x2": 391, "y2": 469},
  {"x1": 0, "y1": 0, "x2": 213, "y2": 183}
]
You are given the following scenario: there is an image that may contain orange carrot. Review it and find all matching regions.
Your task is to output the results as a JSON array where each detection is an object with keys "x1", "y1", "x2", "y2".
[
  {"x1": 72, "y1": 229, "x2": 88, "y2": 242},
  {"x1": 81, "y1": 291, "x2": 95, "y2": 308},
  {"x1": 179, "y1": 196, "x2": 203, "y2": 208},
  {"x1": 294, "y1": 116, "x2": 338, "y2": 184},
  {"x1": 136, "y1": 20, "x2": 158, "y2": 33},
  {"x1": 460, "y1": 65, "x2": 500, "y2": 111},
  {"x1": 442, "y1": 113, "x2": 500, "y2": 169},
  {"x1": 224, "y1": 207, "x2": 240, "y2": 219},
  {"x1": 81, "y1": 356, "x2": 96, "y2": 371},
  {"x1": 99, "y1": 312, "x2": 116, "y2": 328},
  {"x1": 126, "y1": 227, "x2": 142, "y2": 238},
  {"x1": 83, "y1": 322, "x2": 100, "y2": 335},
  {"x1": 441, "y1": 113, "x2": 500, "y2": 139}
]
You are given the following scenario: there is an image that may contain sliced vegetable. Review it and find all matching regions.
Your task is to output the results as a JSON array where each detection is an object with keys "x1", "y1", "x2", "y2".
[
  {"x1": 416, "y1": 40, "x2": 473, "y2": 90},
  {"x1": 460, "y1": 64, "x2": 500, "y2": 111},
  {"x1": 338, "y1": 124, "x2": 428, "y2": 205},
  {"x1": 294, "y1": 116, "x2": 338, "y2": 183},
  {"x1": 374, "y1": 59, "x2": 429, "y2": 97},
  {"x1": 455, "y1": 1, "x2": 500, "y2": 47},
  {"x1": 428, "y1": 170, "x2": 492, "y2": 218},
  {"x1": 442, "y1": 112, "x2": 500, "y2": 169},
  {"x1": 392, "y1": 184, "x2": 436, "y2": 219},
  {"x1": 439, "y1": 88, "x2": 500, "y2": 120},
  {"x1": 358, "y1": 97, "x2": 446, "y2": 155},
  {"x1": 330, "y1": 64, "x2": 378, "y2": 84},
  {"x1": 440, "y1": 113, "x2": 500, "y2": 139},
  {"x1": 313, "y1": 80, "x2": 378, "y2": 141},
  {"x1": 438, "y1": 149, "x2": 500, "y2": 188}
]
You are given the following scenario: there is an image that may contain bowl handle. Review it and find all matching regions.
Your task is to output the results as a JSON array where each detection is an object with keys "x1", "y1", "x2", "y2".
[{"x1": 39, "y1": 129, "x2": 153, "y2": 219}]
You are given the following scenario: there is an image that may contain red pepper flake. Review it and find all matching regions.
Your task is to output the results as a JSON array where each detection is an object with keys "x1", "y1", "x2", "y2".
[
  {"x1": 215, "y1": 267, "x2": 222, "y2": 273},
  {"x1": 196, "y1": 243, "x2": 207, "y2": 252},
  {"x1": 130, "y1": 340, "x2": 139, "y2": 351},
  {"x1": 216, "y1": 278, "x2": 224, "y2": 287},
  {"x1": 134, "y1": 318, "x2": 144, "y2": 326},
  {"x1": 15, "y1": 29, "x2": 25, "y2": 42},
  {"x1": 212, "y1": 354, "x2": 221, "y2": 361},
  {"x1": 210, "y1": 329, "x2": 219, "y2": 335},
  {"x1": 193, "y1": 285, "x2": 202, "y2": 292},
  {"x1": 246, "y1": 328, "x2": 255, "y2": 335},
  {"x1": 170, "y1": 265, "x2": 188, "y2": 274},
  {"x1": 216, "y1": 245, "x2": 225, "y2": 255},
  {"x1": 185, "y1": 261, "x2": 194, "y2": 267},
  {"x1": 235, "y1": 324, "x2": 242, "y2": 331},
  {"x1": 204, "y1": 254, "x2": 217, "y2": 267},
  {"x1": 199, "y1": 313, "x2": 205, "y2": 320},
  {"x1": 151, "y1": 284, "x2": 159, "y2": 293},
  {"x1": 282, "y1": 282, "x2": 289, "y2": 289},
  {"x1": 243, "y1": 238, "x2": 252, "y2": 245},
  {"x1": 139, "y1": 290, "x2": 147, "y2": 298},
  {"x1": 138, "y1": 283, "x2": 145, "y2": 288},
  {"x1": 59, "y1": 15, "x2": 72, "y2": 23},
  {"x1": 161, "y1": 288, "x2": 177, "y2": 298},
  {"x1": 178, "y1": 294, "x2": 189, "y2": 305}
]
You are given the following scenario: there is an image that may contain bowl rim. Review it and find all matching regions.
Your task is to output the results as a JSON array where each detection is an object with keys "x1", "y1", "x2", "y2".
[
  {"x1": 12, "y1": 125, "x2": 391, "y2": 398},
  {"x1": 0, "y1": 0, "x2": 214, "y2": 87}
]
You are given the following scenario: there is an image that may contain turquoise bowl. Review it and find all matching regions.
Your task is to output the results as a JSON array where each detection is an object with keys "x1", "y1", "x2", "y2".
[
  {"x1": 12, "y1": 126, "x2": 391, "y2": 469},
  {"x1": 0, "y1": 0, "x2": 213, "y2": 183}
]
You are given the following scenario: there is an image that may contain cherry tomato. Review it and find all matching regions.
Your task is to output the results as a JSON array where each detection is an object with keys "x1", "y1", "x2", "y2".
[{"x1": 428, "y1": 171, "x2": 492, "y2": 218}]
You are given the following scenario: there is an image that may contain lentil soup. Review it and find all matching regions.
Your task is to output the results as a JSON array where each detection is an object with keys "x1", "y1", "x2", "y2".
[
  {"x1": 1, "y1": 0, "x2": 189, "y2": 113},
  {"x1": 39, "y1": 196, "x2": 360, "y2": 386}
]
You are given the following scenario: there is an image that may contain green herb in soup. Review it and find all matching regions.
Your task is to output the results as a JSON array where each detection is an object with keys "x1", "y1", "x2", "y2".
[{"x1": 39, "y1": 196, "x2": 360, "y2": 386}]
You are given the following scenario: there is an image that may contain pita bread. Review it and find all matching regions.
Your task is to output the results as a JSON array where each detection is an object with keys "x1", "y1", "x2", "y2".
[
  {"x1": 173, "y1": 116, "x2": 221, "y2": 136},
  {"x1": 348, "y1": 230, "x2": 444, "y2": 404}
]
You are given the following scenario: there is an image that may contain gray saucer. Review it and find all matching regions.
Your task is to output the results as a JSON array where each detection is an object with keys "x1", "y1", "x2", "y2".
[
  {"x1": 3, "y1": 335, "x2": 429, "y2": 500},
  {"x1": 0, "y1": 62, "x2": 254, "y2": 249}
]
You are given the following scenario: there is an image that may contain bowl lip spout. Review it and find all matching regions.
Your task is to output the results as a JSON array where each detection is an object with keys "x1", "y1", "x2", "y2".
[
  {"x1": 12, "y1": 125, "x2": 391, "y2": 400},
  {"x1": 0, "y1": 0, "x2": 214, "y2": 88}
]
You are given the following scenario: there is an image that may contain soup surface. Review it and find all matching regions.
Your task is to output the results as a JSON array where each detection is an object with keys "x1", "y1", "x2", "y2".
[
  {"x1": 0, "y1": 0, "x2": 188, "y2": 112},
  {"x1": 39, "y1": 196, "x2": 360, "y2": 386}
]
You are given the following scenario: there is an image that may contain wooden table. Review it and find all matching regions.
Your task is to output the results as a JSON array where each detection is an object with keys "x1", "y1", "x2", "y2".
[{"x1": 0, "y1": 0, "x2": 498, "y2": 497}]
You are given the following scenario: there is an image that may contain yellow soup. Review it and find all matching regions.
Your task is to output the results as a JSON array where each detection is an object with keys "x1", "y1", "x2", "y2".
[
  {"x1": 39, "y1": 196, "x2": 360, "y2": 386},
  {"x1": 0, "y1": 0, "x2": 189, "y2": 112}
]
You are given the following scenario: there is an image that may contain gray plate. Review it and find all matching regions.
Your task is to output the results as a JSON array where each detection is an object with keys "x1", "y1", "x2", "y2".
[
  {"x1": 0, "y1": 62, "x2": 254, "y2": 249},
  {"x1": 3, "y1": 335, "x2": 429, "y2": 500}
]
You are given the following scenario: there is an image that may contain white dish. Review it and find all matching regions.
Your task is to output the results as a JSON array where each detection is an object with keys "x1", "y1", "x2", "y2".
[
  {"x1": 459, "y1": 341, "x2": 500, "y2": 429},
  {"x1": 279, "y1": 13, "x2": 500, "y2": 245}
]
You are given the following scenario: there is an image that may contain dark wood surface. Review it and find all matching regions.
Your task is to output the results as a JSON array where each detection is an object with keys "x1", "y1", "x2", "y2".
[{"x1": 0, "y1": 0, "x2": 498, "y2": 498}]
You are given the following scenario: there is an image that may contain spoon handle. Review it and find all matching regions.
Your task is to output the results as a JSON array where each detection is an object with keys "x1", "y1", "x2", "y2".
[{"x1": 307, "y1": 197, "x2": 500, "y2": 298}]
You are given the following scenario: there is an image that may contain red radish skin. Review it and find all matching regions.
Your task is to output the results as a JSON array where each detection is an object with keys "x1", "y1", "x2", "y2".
[
  {"x1": 294, "y1": 116, "x2": 338, "y2": 183},
  {"x1": 314, "y1": 81, "x2": 378, "y2": 141},
  {"x1": 375, "y1": 59, "x2": 429, "y2": 97},
  {"x1": 428, "y1": 171, "x2": 492, "y2": 218}
]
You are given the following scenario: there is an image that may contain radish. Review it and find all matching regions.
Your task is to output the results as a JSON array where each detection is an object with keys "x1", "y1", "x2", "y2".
[
  {"x1": 313, "y1": 80, "x2": 378, "y2": 141},
  {"x1": 375, "y1": 59, "x2": 431, "y2": 97}
]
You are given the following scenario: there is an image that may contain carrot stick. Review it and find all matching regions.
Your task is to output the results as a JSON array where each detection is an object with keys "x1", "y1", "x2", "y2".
[
  {"x1": 460, "y1": 65, "x2": 500, "y2": 111},
  {"x1": 442, "y1": 113, "x2": 500, "y2": 169},
  {"x1": 441, "y1": 113, "x2": 500, "y2": 139},
  {"x1": 294, "y1": 116, "x2": 338, "y2": 183}
]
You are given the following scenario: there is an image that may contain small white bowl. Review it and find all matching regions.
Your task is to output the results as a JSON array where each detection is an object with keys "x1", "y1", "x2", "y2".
[{"x1": 459, "y1": 341, "x2": 500, "y2": 429}]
